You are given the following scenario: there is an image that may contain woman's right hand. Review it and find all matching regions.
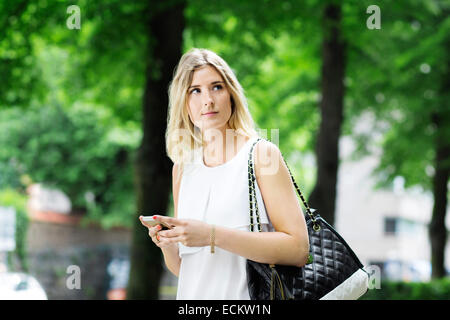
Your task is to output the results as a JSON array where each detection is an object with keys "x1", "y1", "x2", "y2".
[{"x1": 139, "y1": 216, "x2": 173, "y2": 248}]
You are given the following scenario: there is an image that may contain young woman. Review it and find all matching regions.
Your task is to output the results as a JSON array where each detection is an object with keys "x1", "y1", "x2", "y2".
[{"x1": 139, "y1": 48, "x2": 309, "y2": 299}]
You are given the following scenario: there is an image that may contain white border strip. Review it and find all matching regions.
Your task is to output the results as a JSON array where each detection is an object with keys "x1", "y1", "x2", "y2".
[{"x1": 320, "y1": 268, "x2": 369, "y2": 300}]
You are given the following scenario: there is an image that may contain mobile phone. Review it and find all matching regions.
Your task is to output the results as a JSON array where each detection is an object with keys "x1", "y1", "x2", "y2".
[{"x1": 141, "y1": 216, "x2": 172, "y2": 230}]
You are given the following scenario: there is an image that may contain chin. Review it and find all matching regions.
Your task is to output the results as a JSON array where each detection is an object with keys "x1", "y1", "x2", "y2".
[{"x1": 198, "y1": 121, "x2": 228, "y2": 132}]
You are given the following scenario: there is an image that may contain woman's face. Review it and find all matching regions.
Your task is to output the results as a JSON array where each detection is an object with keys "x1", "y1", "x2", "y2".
[{"x1": 186, "y1": 65, "x2": 232, "y2": 132}]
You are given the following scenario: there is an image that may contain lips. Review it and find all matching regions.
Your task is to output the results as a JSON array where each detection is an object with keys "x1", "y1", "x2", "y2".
[{"x1": 202, "y1": 112, "x2": 218, "y2": 116}]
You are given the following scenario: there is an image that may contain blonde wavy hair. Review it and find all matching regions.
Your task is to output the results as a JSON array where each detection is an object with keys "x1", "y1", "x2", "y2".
[{"x1": 166, "y1": 48, "x2": 259, "y2": 173}]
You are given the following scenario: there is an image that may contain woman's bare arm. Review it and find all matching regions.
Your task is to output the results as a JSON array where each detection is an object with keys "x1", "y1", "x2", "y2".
[{"x1": 214, "y1": 140, "x2": 309, "y2": 266}]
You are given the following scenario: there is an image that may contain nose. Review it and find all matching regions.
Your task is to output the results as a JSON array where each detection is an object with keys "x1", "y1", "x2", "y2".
[{"x1": 202, "y1": 90, "x2": 214, "y2": 107}]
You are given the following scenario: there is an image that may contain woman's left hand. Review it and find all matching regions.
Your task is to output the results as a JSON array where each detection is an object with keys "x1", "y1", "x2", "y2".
[{"x1": 153, "y1": 215, "x2": 211, "y2": 247}]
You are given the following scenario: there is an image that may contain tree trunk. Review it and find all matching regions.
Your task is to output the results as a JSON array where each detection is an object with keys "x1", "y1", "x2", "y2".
[
  {"x1": 429, "y1": 133, "x2": 450, "y2": 278},
  {"x1": 309, "y1": 3, "x2": 346, "y2": 227},
  {"x1": 429, "y1": 34, "x2": 450, "y2": 279},
  {"x1": 127, "y1": 0, "x2": 186, "y2": 299}
]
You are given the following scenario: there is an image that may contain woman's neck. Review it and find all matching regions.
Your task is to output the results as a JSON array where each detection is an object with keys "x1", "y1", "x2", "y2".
[{"x1": 201, "y1": 126, "x2": 245, "y2": 166}]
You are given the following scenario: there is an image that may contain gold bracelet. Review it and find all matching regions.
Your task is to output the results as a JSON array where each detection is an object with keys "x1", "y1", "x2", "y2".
[{"x1": 210, "y1": 224, "x2": 215, "y2": 254}]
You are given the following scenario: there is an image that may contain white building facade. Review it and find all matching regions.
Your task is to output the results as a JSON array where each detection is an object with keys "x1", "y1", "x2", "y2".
[{"x1": 335, "y1": 135, "x2": 450, "y2": 282}]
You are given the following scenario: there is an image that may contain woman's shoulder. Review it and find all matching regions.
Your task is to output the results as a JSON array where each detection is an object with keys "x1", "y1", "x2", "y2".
[
  {"x1": 253, "y1": 139, "x2": 283, "y2": 177},
  {"x1": 254, "y1": 138, "x2": 282, "y2": 159}
]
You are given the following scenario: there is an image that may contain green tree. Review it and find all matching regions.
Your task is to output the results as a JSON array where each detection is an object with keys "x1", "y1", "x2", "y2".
[
  {"x1": 346, "y1": 0, "x2": 450, "y2": 278},
  {"x1": 127, "y1": 0, "x2": 186, "y2": 299},
  {"x1": 1, "y1": 0, "x2": 183, "y2": 299},
  {"x1": 0, "y1": 105, "x2": 137, "y2": 228}
]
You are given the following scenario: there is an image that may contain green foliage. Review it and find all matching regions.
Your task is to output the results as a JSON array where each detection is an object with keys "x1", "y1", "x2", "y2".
[
  {"x1": 184, "y1": 0, "x2": 323, "y2": 194},
  {"x1": 0, "y1": 160, "x2": 22, "y2": 190},
  {"x1": 362, "y1": 278, "x2": 450, "y2": 300},
  {"x1": 345, "y1": 0, "x2": 450, "y2": 193},
  {"x1": 0, "y1": 104, "x2": 140, "y2": 228},
  {"x1": 0, "y1": 188, "x2": 29, "y2": 272}
]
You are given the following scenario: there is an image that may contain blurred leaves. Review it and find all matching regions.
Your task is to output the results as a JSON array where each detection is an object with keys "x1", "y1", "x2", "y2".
[
  {"x1": 0, "y1": 104, "x2": 140, "y2": 228},
  {"x1": 362, "y1": 278, "x2": 450, "y2": 300},
  {"x1": 343, "y1": 0, "x2": 450, "y2": 194}
]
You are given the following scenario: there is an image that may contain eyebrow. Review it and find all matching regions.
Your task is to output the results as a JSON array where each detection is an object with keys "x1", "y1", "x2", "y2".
[{"x1": 188, "y1": 81, "x2": 224, "y2": 89}]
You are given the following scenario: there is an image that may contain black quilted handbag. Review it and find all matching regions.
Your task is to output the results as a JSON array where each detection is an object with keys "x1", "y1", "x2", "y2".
[{"x1": 246, "y1": 138, "x2": 369, "y2": 300}]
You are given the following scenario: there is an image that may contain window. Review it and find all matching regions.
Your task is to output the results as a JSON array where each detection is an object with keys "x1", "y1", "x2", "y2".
[
  {"x1": 384, "y1": 216, "x2": 424, "y2": 236},
  {"x1": 384, "y1": 217, "x2": 397, "y2": 235}
]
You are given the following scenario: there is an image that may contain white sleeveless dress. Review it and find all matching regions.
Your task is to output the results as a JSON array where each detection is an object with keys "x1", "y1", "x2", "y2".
[{"x1": 176, "y1": 136, "x2": 273, "y2": 300}]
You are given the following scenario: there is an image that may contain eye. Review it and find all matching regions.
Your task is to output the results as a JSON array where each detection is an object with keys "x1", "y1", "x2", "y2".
[{"x1": 189, "y1": 84, "x2": 223, "y2": 95}]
